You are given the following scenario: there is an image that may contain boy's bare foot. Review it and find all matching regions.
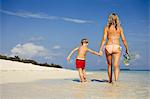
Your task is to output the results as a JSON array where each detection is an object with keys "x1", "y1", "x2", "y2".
[
  {"x1": 80, "y1": 80, "x2": 88, "y2": 84},
  {"x1": 83, "y1": 77, "x2": 87, "y2": 82},
  {"x1": 80, "y1": 80, "x2": 84, "y2": 83}
]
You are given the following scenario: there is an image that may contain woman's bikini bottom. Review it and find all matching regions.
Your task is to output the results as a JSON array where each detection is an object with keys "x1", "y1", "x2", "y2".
[{"x1": 105, "y1": 44, "x2": 122, "y2": 54}]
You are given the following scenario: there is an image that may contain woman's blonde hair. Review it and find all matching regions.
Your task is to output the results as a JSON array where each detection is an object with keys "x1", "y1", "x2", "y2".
[{"x1": 107, "y1": 13, "x2": 121, "y2": 30}]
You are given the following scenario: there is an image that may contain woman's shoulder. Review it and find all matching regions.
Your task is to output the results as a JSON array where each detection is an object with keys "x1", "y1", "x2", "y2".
[
  {"x1": 118, "y1": 26, "x2": 123, "y2": 30},
  {"x1": 104, "y1": 26, "x2": 108, "y2": 29},
  {"x1": 104, "y1": 26, "x2": 109, "y2": 32}
]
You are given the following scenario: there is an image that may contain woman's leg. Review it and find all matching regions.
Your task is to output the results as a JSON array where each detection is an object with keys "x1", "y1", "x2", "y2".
[
  {"x1": 105, "y1": 49, "x2": 113, "y2": 83},
  {"x1": 78, "y1": 68, "x2": 84, "y2": 83},
  {"x1": 113, "y1": 51, "x2": 121, "y2": 81}
]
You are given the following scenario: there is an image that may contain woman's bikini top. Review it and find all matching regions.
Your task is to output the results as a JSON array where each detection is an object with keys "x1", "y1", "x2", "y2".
[{"x1": 107, "y1": 31, "x2": 120, "y2": 44}]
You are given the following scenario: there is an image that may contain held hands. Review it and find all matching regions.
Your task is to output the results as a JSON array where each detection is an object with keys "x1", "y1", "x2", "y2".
[
  {"x1": 98, "y1": 54, "x2": 101, "y2": 56},
  {"x1": 93, "y1": 51, "x2": 102, "y2": 56},
  {"x1": 98, "y1": 53, "x2": 102, "y2": 56},
  {"x1": 99, "y1": 50, "x2": 103, "y2": 56}
]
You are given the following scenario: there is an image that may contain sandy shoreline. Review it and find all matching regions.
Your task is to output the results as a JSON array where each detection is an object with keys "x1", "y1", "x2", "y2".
[
  {"x1": 0, "y1": 59, "x2": 150, "y2": 99},
  {"x1": 0, "y1": 59, "x2": 87, "y2": 84}
]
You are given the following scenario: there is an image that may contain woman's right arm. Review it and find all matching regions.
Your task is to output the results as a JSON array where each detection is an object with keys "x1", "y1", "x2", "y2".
[
  {"x1": 120, "y1": 27, "x2": 129, "y2": 54},
  {"x1": 99, "y1": 26, "x2": 108, "y2": 55}
]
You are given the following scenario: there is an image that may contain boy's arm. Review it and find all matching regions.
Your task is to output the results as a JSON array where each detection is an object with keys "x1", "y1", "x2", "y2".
[
  {"x1": 67, "y1": 47, "x2": 79, "y2": 61},
  {"x1": 87, "y1": 48, "x2": 100, "y2": 56}
]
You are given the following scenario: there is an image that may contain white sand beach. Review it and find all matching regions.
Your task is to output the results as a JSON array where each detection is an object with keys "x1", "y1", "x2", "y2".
[
  {"x1": 0, "y1": 59, "x2": 150, "y2": 99},
  {"x1": 0, "y1": 59, "x2": 80, "y2": 84}
]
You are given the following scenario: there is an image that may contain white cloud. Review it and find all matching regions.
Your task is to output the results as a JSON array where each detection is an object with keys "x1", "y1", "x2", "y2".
[
  {"x1": 28, "y1": 36, "x2": 44, "y2": 41},
  {"x1": 44, "y1": 50, "x2": 64, "y2": 61},
  {"x1": 53, "y1": 45, "x2": 61, "y2": 49},
  {"x1": 44, "y1": 56, "x2": 53, "y2": 60},
  {"x1": 0, "y1": 9, "x2": 57, "y2": 20},
  {"x1": 10, "y1": 43, "x2": 64, "y2": 60},
  {"x1": 10, "y1": 43, "x2": 48, "y2": 59},
  {"x1": 0, "y1": 9, "x2": 93, "y2": 24},
  {"x1": 134, "y1": 53, "x2": 140, "y2": 60},
  {"x1": 61, "y1": 17, "x2": 93, "y2": 24}
]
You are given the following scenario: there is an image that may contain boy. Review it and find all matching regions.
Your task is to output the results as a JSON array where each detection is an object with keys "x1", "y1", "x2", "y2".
[{"x1": 67, "y1": 38, "x2": 101, "y2": 83}]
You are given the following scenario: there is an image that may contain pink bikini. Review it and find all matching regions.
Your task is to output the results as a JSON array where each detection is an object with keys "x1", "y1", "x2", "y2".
[{"x1": 105, "y1": 36, "x2": 122, "y2": 54}]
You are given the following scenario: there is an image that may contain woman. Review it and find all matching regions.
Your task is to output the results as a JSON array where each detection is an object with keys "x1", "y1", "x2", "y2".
[{"x1": 99, "y1": 13, "x2": 129, "y2": 83}]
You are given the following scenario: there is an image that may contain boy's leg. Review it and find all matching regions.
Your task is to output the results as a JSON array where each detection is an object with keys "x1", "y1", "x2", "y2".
[
  {"x1": 82, "y1": 68, "x2": 87, "y2": 82},
  {"x1": 78, "y1": 68, "x2": 84, "y2": 83}
]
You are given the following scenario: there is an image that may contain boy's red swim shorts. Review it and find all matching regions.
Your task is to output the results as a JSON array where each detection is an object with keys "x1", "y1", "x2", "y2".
[{"x1": 76, "y1": 59, "x2": 85, "y2": 69}]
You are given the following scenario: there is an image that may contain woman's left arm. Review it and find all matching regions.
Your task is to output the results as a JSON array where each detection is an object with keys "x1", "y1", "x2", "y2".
[
  {"x1": 99, "y1": 26, "x2": 108, "y2": 55},
  {"x1": 120, "y1": 27, "x2": 129, "y2": 54}
]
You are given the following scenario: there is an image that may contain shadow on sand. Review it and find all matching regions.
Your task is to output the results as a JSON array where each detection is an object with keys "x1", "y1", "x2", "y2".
[
  {"x1": 72, "y1": 79, "x2": 80, "y2": 82},
  {"x1": 72, "y1": 79, "x2": 109, "y2": 83},
  {"x1": 91, "y1": 79, "x2": 108, "y2": 83}
]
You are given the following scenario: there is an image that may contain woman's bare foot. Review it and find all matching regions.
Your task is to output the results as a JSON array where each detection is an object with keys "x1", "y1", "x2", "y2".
[{"x1": 108, "y1": 80, "x2": 113, "y2": 83}]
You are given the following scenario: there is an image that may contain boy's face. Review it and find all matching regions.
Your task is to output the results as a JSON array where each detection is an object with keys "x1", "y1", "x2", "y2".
[{"x1": 83, "y1": 42, "x2": 88, "y2": 46}]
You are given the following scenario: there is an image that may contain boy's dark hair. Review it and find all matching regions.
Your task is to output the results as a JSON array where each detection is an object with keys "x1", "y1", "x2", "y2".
[{"x1": 81, "y1": 38, "x2": 88, "y2": 45}]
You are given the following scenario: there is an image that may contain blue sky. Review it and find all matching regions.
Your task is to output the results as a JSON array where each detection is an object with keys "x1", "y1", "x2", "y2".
[{"x1": 0, "y1": 0, "x2": 149, "y2": 70}]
